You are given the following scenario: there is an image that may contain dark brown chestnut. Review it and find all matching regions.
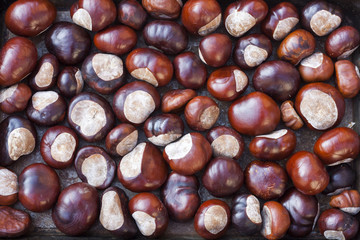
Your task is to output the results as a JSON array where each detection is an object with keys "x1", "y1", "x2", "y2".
[
  {"x1": 199, "y1": 33, "x2": 232, "y2": 68},
  {"x1": 68, "y1": 92, "x2": 115, "y2": 142},
  {"x1": 224, "y1": 0, "x2": 268, "y2": 37},
  {"x1": 202, "y1": 157, "x2": 244, "y2": 197},
  {"x1": 28, "y1": 54, "x2": 59, "y2": 91},
  {"x1": 45, "y1": 22, "x2": 91, "y2": 65},
  {"x1": 0, "y1": 116, "x2": 36, "y2": 167},
  {"x1": 253, "y1": 60, "x2": 300, "y2": 101},
  {"x1": 335, "y1": 60, "x2": 360, "y2": 98},
  {"x1": 117, "y1": 0, "x2": 147, "y2": 30},
  {"x1": 40, "y1": 125, "x2": 78, "y2": 169},
  {"x1": 181, "y1": 0, "x2": 221, "y2": 36},
  {"x1": 105, "y1": 124, "x2": 138, "y2": 157},
  {"x1": 5, "y1": 0, "x2": 56, "y2": 37},
  {"x1": 280, "y1": 100, "x2": 304, "y2": 130},
  {"x1": 126, "y1": 48, "x2": 173, "y2": 87},
  {"x1": 161, "y1": 89, "x2": 197, "y2": 113},
  {"x1": 19, "y1": 163, "x2": 60, "y2": 212},
  {"x1": 299, "y1": 52, "x2": 334, "y2": 82},
  {"x1": 0, "y1": 167, "x2": 18, "y2": 206},
  {"x1": 163, "y1": 132, "x2": 212, "y2": 176},
  {"x1": 228, "y1": 91, "x2": 280, "y2": 136},
  {"x1": 325, "y1": 26, "x2": 360, "y2": 59},
  {"x1": 207, "y1": 66, "x2": 248, "y2": 101},
  {"x1": 245, "y1": 160, "x2": 288, "y2": 200},
  {"x1": 194, "y1": 199, "x2": 231, "y2": 239},
  {"x1": 161, "y1": 172, "x2": 200, "y2": 222},
  {"x1": 261, "y1": 2, "x2": 299, "y2": 41},
  {"x1": 249, "y1": 129, "x2": 297, "y2": 161},
  {"x1": 57, "y1": 67, "x2": 84, "y2": 98},
  {"x1": 52, "y1": 182, "x2": 99, "y2": 236},
  {"x1": 279, "y1": 187, "x2": 319, "y2": 237},
  {"x1": 94, "y1": 25, "x2": 137, "y2": 55},
  {"x1": 142, "y1": 0, "x2": 182, "y2": 20},
  {"x1": 117, "y1": 142, "x2": 168, "y2": 192},
  {"x1": 286, "y1": 151, "x2": 329, "y2": 195},
  {"x1": 0, "y1": 206, "x2": 30, "y2": 238},
  {"x1": 75, "y1": 146, "x2": 116, "y2": 190},
  {"x1": 295, "y1": 83, "x2": 345, "y2": 131},
  {"x1": 70, "y1": 0, "x2": 116, "y2": 31},
  {"x1": 100, "y1": 187, "x2": 138, "y2": 238},
  {"x1": 128, "y1": 192, "x2": 168, "y2": 238},
  {"x1": 174, "y1": 52, "x2": 207, "y2": 89},
  {"x1": 143, "y1": 20, "x2": 188, "y2": 55},
  {"x1": 261, "y1": 201, "x2": 290, "y2": 240},
  {"x1": 0, "y1": 37, "x2": 37, "y2": 87},
  {"x1": 330, "y1": 190, "x2": 360, "y2": 215},
  {"x1": 323, "y1": 164, "x2": 356, "y2": 195},
  {"x1": 0, "y1": 83, "x2": 32, "y2": 114},
  {"x1": 113, "y1": 81, "x2": 160, "y2": 125}
]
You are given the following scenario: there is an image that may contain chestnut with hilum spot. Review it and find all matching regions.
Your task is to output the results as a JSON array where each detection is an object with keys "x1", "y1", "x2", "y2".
[
  {"x1": 0, "y1": 167, "x2": 18, "y2": 206},
  {"x1": 161, "y1": 89, "x2": 197, "y2": 113},
  {"x1": 280, "y1": 100, "x2": 304, "y2": 130},
  {"x1": 198, "y1": 33, "x2": 232, "y2": 68},
  {"x1": 335, "y1": 60, "x2": 360, "y2": 98},
  {"x1": 0, "y1": 83, "x2": 32, "y2": 114},
  {"x1": 299, "y1": 52, "x2": 334, "y2": 82},
  {"x1": 57, "y1": 67, "x2": 84, "y2": 98},
  {"x1": 261, "y1": 201, "x2": 290, "y2": 240},
  {"x1": 28, "y1": 54, "x2": 59, "y2": 91},
  {"x1": 0, "y1": 206, "x2": 30, "y2": 238},
  {"x1": 105, "y1": 124, "x2": 138, "y2": 157},
  {"x1": 325, "y1": 26, "x2": 360, "y2": 59},
  {"x1": 117, "y1": 0, "x2": 147, "y2": 30},
  {"x1": 323, "y1": 164, "x2": 356, "y2": 196}
]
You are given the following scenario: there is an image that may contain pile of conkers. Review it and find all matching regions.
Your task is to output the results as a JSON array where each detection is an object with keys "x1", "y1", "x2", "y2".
[{"x1": 0, "y1": 0, "x2": 360, "y2": 239}]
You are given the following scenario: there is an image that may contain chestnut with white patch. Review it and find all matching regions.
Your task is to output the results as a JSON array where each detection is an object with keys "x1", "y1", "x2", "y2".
[
  {"x1": 0, "y1": 83, "x2": 32, "y2": 114},
  {"x1": 57, "y1": 66, "x2": 84, "y2": 98},
  {"x1": 105, "y1": 124, "x2": 138, "y2": 157},
  {"x1": 0, "y1": 167, "x2": 18, "y2": 206},
  {"x1": 29, "y1": 54, "x2": 59, "y2": 91},
  {"x1": 261, "y1": 201, "x2": 290, "y2": 240},
  {"x1": 299, "y1": 52, "x2": 334, "y2": 82},
  {"x1": 330, "y1": 190, "x2": 360, "y2": 215}
]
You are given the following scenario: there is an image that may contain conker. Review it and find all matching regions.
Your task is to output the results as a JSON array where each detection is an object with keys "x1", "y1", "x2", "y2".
[
  {"x1": 323, "y1": 164, "x2": 356, "y2": 195},
  {"x1": 161, "y1": 89, "x2": 197, "y2": 113},
  {"x1": 0, "y1": 206, "x2": 30, "y2": 238},
  {"x1": 28, "y1": 54, "x2": 59, "y2": 91},
  {"x1": 0, "y1": 83, "x2": 32, "y2": 114},
  {"x1": 142, "y1": 0, "x2": 182, "y2": 20},
  {"x1": 0, "y1": 167, "x2": 18, "y2": 206},
  {"x1": 261, "y1": 201, "x2": 290, "y2": 240},
  {"x1": 299, "y1": 52, "x2": 334, "y2": 82},
  {"x1": 105, "y1": 124, "x2": 138, "y2": 157},
  {"x1": 57, "y1": 67, "x2": 84, "y2": 98},
  {"x1": 117, "y1": 0, "x2": 147, "y2": 30},
  {"x1": 325, "y1": 26, "x2": 360, "y2": 59},
  {"x1": 335, "y1": 60, "x2": 360, "y2": 98},
  {"x1": 198, "y1": 33, "x2": 232, "y2": 68}
]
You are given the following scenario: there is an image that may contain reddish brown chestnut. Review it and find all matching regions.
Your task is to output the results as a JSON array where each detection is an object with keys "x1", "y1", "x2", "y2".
[
  {"x1": 142, "y1": 0, "x2": 182, "y2": 20},
  {"x1": 261, "y1": 201, "x2": 290, "y2": 240},
  {"x1": 129, "y1": 192, "x2": 168, "y2": 238},
  {"x1": 228, "y1": 91, "x2": 280, "y2": 136},
  {"x1": 117, "y1": 0, "x2": 147, "y2": 30},
  {"x1": 118, "y1": 142, "x2": 167, "y2": 192},
  {"x1": 0, "y1": 167, "x2": 18, "y2": 206},
  {"x1": 280, "y1": 100, "x2": 304, "y2": 130},
  {"x1": 325, "y1": 26, "x2": 360, "y2": 59},
  {"x1": 105, "y1": 124, "x2": 138, "y2": 157},
  {"x1": 324, "y1": 164, "x2": 356, "y2": 195},
  {"x1": 161, "y1": 172, "x2": 200, "y2": 222},
  {"x1": 163, "y1": 132, "x2": 212, "y2": 176},
  {"x1": 199, "y1": 33, "x2": 232, "y2": 68},
  {"x1": 57, "y1": 67, "x2": 84, "y2": 98},
  {"x1": 28, "y1": 54, "x2": 59, "y2": 91},
  {"x1": 335, "y1": 60, "x2": 360, "y2": 98},
  {"x1": 330, "y1": 190, "x2": 360, "y2": 215},
  {"x1": 0, "y1": 83, "x2": 32, "y2": 114},
  {"x1": 194, "y1": 199, "x2": 231, "y2": 239},
  {"x1": 299, "y1": 52, "x2": 334, "y2": 82},
  {"x1": 161, "y1": 89, "x2": 197, "y2": 113},
  {"x1": 286, "y1": 151, "x2": 329, "y2": 195},
  {"x1": 0, "y1": 206, "x2": 30, "y2": 238}
]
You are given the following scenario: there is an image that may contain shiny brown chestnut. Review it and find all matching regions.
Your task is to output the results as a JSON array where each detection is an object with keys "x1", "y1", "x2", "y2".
[
  {"x1": 163, "y1": 132, "x2": 212, "y2": 176},
  {"x1": 301, "y1": 0, "x2": 343, "y2": 37},
  {"x1": 0, "y1": 167, "x2": 18, "y2": 206},
  {"x1": 231, "y1": 194, "x2": 262, "y2": 236},
  {"x1": 126, "y1": 48, "x2": 173, "y2": 87},
  {"x1": 52, "y1": 182, "x2": 99, "y2": 236},
  {"x1": 194, "y1": 199, "x2": 231, "y2": 239},
  {"x1": 113, "y1": 81, "x2": 160, "y2": 125},
  {"x1": 325, "y1": 26, "x2": 360, "y2": 59},
  {"x1": 207, "y1": 66, "x2": 248, "y2": 101},
  {"x1": 118, "y1": 142, "x2": 167, "y2": 192},
  {"x1": 249, "y1": 129, "x2": 297, "y2": 161},
  {"x1": 40, "y1": 125, "x2": 78, "y2": 169},
  {"x1": 68, "y1": 92, "x2": 115, "y2": 142},
  {"x1": 45, "y1": 22, "x2": 91, "y2": 65},
  {"x1": 19, "y1": 163, "x2": 60, "y2": 212},
  {"x1": 207, "y1": 126, "x2": 244, "y2": 160},
  {"x1": 286, "y1": 151, "x2": 329, "y2": 195},
  {"x1": 129, "y1": 192, "x2": 168, "y2": 238},
  {"x1": 233, "y1": 34, "x2": 272, "y2": 69},
  {"x1": 0, "y1": 83, "x2": 32, "y2": 114},
  {"x1": 26, "y1": 91, "x2": 66, "y2": 126},
  {"x1": 5, "y1": 0, "x2": 56, "y2": 37},
  {"x1": 181, "y1": 0, "x2": 221, "y2": 36},
  {"x1": 295, "y1": 83, "x2": 345, "y2": 131},
  {"x1": 100, "y1": 187, "x2": 138, "y2": 238},
  {"x1": 75, "y1": 146, "x2": 116, "y2": 190},
  {"x1": 279, "y1": 187, "x2": 319, "y2": 237},
  {"x1": 174, "y1": 52, "x2": 207, "y2": 89},
  {"x1": 70, "y1": 0, "x2": 116, "y2": 31},
  {"x1": 261, "y1": 201, "x2": 290, "y2": 240},
  {"x1": 161, "y1": 89, "x2": 197, "y2": 113},
  {"x1": 184, "y1": 96, "x2": 220, "y2": 131},
  {"x1": 142, "y1": 0, "x2": 182, "y2": 20},
  {"x1": 82, "y1": 53, "x2": 126, "y2": 94},
  {"x1": 330, "y1": 190, "x2": 360, "y2": 215},
  {"x1": 0, "y1": 37, "x2": 37, "y2": 87},
  {"x1": 0, "y1": 116, "x2": 36, "y2": 167},
  {"x1": 229, "y1": 91, "x2": 280, "y2": 136},
  {"x1": 314, "y1": 127, "x2": 360, "y2": 166},
  {"x1": 278, "y1": 29, "x2": 316, "y2": 65},
  {"x1": 105, "y1": 124, "x2": 138, "y2": 157},
  {"x1": 318, "y1": 208, "x2": 359, "y2": 240},
  {"x1": 335, "y1": 60, "x2": 360, "y2": 98},
  {"x1": 28, "y1": 54, "x2": 59, "y2": 91},
  {"x1": 118, "y1": 0, "x2": 147, "y2": 30},
  {"x1": 299, "y1": 52, "x2": 334, "y2": 82},
  {"x1": 253, "y1": 60, "x2": 300, "y2": 101},
  {"x1": 199, "y1": 33, "x2": 232, "y2": 68},
  {"x1": 0, "y1": 206, "x2": 30, "y2": 238},
  {"x1": 57, "y1": 67, "x2": 84, "y2": 98},
  {"x1": 143, "y1": 20, "x2": 188, "y2": 55},
  {"x1": 245, "y1": 160, "x2": 288, "y2": 200},
  {"x1": 261, "y1": 2, "x2": 299, "y2": 41},
  {"x1": 161, "y1": 172, "x2": 200, "y2": 222},
  {"x1": 323, "y1": 164, "x2": 356, "y2": 195},
  {"x1": 94, "y1": 25, "x2": 137, "y2": 55},
  {"x1": 144, "y1": 114, "x2": 184, "y2": 147},
  {"x1": 202, "y1": 157, "x2": 244, "y2": 197},
  {"x1": 224, "y1": 0, "x2": 268, "y2": 37},
  {"x1": 280, "y1": 100, "x2": 304, "y2": 130}
]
